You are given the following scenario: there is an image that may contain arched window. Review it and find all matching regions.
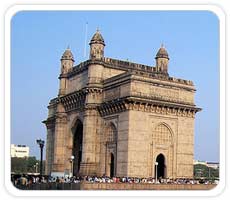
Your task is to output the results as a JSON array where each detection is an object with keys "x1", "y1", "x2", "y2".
[
  {"x1": 106, "y1": 123, "x2": 117, "y2": 143},
  {"x1": 153, "y1": 124, "x2": 172, "y2": 146}
]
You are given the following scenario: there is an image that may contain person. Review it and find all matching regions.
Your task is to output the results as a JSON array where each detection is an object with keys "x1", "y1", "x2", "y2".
[
  {"x1": 56, "y1": 176, "x2": 62, "y2": 190},
  {"x1": 21, "y1": 174, "x2": 27, "y2": 186}
]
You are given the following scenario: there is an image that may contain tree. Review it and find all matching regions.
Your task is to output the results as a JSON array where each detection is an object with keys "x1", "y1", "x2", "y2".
[
  {"x1": 11, "y1": 156, "x2": 45, "y2": 174},
  {"x1": 194, "y1": 164, "x2": 219, "y2": 179}
]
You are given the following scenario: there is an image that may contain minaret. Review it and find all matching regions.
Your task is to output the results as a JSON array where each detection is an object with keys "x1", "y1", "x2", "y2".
[
  {"x1": 89, "y1": 29, "x2": 105, "y2": 60},
  {"x1": 60, "y1": 47, "x2": 75, "y2": 74},
  {"x1": 59, "y1": 47, "x2": 75, "y2": 96},
  {"x1": 155, "y1": 44, "x2": 169, "y2": 74}
]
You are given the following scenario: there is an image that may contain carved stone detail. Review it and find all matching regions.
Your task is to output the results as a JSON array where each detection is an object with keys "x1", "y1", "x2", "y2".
[
  {"x1": 49, "y1": 87, "x2": 103, "y2": 112},
  {"x1": 98, "y1": 98, "x2": 200, "y2": 117}
]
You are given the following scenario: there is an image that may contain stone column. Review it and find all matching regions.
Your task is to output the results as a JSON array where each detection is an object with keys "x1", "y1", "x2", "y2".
[
  {"x1": 79, "y1": 108, "x2": 98, "y2": 175},
  {"x1": 45, "y1": 125, "x2": 54, "y2": 175},
  {"x1": 52, "y1": 104, "x2": 67, "y2": 173},
  {"x1": 43, "y1": 100, "x2": 57, "y2": 175}
]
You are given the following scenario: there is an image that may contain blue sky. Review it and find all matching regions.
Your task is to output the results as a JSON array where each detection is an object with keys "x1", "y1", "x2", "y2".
[{"x1": 11, "y1": 10, "x2": 219, "y2": 162}]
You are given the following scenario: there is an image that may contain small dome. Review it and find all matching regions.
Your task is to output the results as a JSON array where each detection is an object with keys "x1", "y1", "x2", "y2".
[
  {"x1": 61, "y1": 48, "x2": 74, "y2": 61},
  {"x1": 155, "y1": 45, "x2": 169, "y2": 59},
  {"x1": 89, "y1": 29, "x2": 105, "y2": 46}
]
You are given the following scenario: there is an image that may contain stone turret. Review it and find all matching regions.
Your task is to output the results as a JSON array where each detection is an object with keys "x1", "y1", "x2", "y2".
[
  {"x1": 60, "y1": 47, "x2": 75, "y2": 74},
  {"x1": 155, "y1": 45, "x2": 169, "y2": 74},
  {"x1": 89, "y1": 29, "x2": 105, "y2": 60},
  {"x1": 59, "y1": 47, "x2": 75, "y2": 96}
]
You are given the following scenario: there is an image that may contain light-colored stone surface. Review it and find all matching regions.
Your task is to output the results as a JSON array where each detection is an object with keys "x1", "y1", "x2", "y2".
[
  {"x1": 43, "y1": 31, "x2": 201, "y2": 178},
  {"x1": 67, "y1": 70, "x2": 88, "y2": 93}
]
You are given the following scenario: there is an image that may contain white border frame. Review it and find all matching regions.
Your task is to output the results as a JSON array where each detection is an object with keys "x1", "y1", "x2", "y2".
[{"x1": 4, "y1": 4, "x2": 225, "y2": 197}]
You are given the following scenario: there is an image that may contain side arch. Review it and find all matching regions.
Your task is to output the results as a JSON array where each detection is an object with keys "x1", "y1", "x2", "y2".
[
  {"x1": 153, "y1": 122, "x2": 174, "y2": 146},
  {"x1": 71, "y1": 118, "x2": 84, "y2": 176},
  {"x1": 104, "y1": 122, "x2": 117, "y2": 177},
  {"x1": 151, "y1": 122, "x2": 175, "y2": 179},
  {"x1": 70, "y1": 115, "x2": 84, "y2": 134},
  {"x1": 155, "y1": 153, "x2": 166, "y2": 179},
  {"x1": 104, "y1": 122, "x2": 117, "y2": 143}
]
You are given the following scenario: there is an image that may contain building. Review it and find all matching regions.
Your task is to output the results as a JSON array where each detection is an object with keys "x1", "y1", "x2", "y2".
[
  {"x1": 207, "y1": 162, "x2": 219, "y2": 170},
  {"x1": 194, "y1": 160, "x2": 219, "y2": 170},
  {"x1": 11, "y1": 144, "x2": 29, "y2": 158},
  {"x1": 193, "y1": 160, "x2": 207, "y2": 166},
  {"x1": 43, "y1": 30, "x2": 201, "y2": 179}
]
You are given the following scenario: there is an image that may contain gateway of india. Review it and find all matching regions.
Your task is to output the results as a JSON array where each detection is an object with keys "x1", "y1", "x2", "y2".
[{"x1": 43, "y1": 30, "x2": 201, "y2": 179}]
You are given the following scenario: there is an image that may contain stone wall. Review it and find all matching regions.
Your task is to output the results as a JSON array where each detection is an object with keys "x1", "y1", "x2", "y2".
[
  {"x1": 67, "y1": 70, "x2": 88, "y2": 93},
  {"x1": 103, "y1": 67, "x2": 125, "y2": 80},
  {"x1": 176, "y1": 116, "x2": 194, "y2": 178},
  {"x1": 116, "y1": 111, "x2": 129, "y2": 177},
  {"x1": 130, "y1": 77, "x2": 195, "y2": 105},
  {"x1": 125, "y1": 110, "x2": 178, "y2": 178},
  {"x1": 127, "y1": 110, "x2": 149, "y2": 177},
  {"x1": 23, "y1": 182, "x2": 216, "y2": 190},
  {"x1": 81, "y1": 182, "x2": 216, "y2": 190}
]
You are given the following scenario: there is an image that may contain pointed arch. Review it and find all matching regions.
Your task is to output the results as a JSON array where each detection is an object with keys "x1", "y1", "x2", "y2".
[
  {"x1": 105, "y1": 122, "x2": 117, "y2": 143},
  {"x1": 153, "y1": 122, "x2": 174, "y2": 146},
  {"x1": 104, "y1": 122, "x2": 117, "y2": 177},
  {"x1": 155, "y1": 153, "x2": 166, "y2": 179},
  {"x1": 71, "y1": 118, "x2": 83, "y2": 176},
  {"x1": 71, "y1": 115, "x2": 84, "y2": 134}
]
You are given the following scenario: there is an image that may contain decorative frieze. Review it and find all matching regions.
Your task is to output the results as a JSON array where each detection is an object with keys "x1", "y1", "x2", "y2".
[
  {"x1": 98, "y1": 97, "x2": 200, "y2": 118},
  {"x1": 84, "y1": 87, "x2": 103, "y2": 94},
  {"x1": 53, "y1": 87, "x2": 103, "y2": 112}
]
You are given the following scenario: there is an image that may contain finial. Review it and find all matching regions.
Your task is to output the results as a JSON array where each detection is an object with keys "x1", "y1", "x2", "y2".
[
  {"x1": 96, "y1": 27, "x2": 100, "y2": 32},
  {"x1": 161, "y1": 43, "x2": 164, "y2": 48},
  {"x1": 67, "y1": 45, "x2": 70, "y2": 50}
]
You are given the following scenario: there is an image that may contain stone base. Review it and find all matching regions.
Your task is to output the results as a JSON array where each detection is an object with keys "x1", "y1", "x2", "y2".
[
  {"x1": 79, "y1": 162, "x2": 98, "y2": 176},
  {"x1": 52, "y1": 163, "x2": 65, "y2": 172}
]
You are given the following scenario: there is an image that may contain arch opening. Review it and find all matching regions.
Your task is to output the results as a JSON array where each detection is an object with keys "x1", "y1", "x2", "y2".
[
  {"x1": 105, "y1": 123, "x2": 117, "y2": 177},
  {"x1": 110, "y1": 153, "x2": 115, "y2": 178},
  {"x1": 155, "y1": 154, "x2": 166, "y2": 179},
  {"x1": 72, "y1": 119, "x2": 83, "y2": 176}
]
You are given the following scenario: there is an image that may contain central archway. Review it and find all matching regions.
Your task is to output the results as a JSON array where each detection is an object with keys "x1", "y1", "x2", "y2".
[
  {"x1": 155, "y1": 154, "x2": 166, "y2": 179},
  {"x1": 72, "y1": 119, "x2": 83, "y2": 176}
]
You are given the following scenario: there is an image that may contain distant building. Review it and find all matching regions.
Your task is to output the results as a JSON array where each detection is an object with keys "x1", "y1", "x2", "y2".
[
  {"x1": 193, "y1": 160, "x2": 219, "y2": 169},
  {"x1": 193, "y1": 160, "x2": 207, "y2": 166},
  {"x1": 207, "y1": 162, "x2": 219, "y2": 169},
  {"x1": 11, "y1": 144, "x2": 29, "y2": 158}
]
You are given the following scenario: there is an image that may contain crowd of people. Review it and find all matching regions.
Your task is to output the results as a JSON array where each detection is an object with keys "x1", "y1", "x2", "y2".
[{"x1": 11, "y1": 174, "x2": 218, "y2": 189}]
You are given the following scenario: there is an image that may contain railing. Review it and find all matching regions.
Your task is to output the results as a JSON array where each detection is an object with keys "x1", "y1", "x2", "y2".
[
  {"x1": 67, "y1": 58, "x2": 193, "y2": 86},
  {"x1": 104, "y1": 57, "x2": 155, "y2": 73}
]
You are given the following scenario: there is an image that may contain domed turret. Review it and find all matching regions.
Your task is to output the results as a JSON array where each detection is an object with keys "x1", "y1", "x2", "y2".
[
  {"x1": 155, "y1": 44, "x2": 169, "y2": 74},
  {"x1": 61, "y1": 47, "x2": 75, "y2": 62},
  {"x1": 60, "y1": 47, "x2": 74, "y2": 74},
  {"x1": 89, "y1": 29, "x2": 105, "y2": 60},
  {"x1": 89, "y1": 29, "x2": 105, "y2": 46},
  {"x1": 59, "y1": 47, "x2": 75, "y2": 96},
  {"x1": 155, "y1": 46, "x2": 169, "y2": 59}
]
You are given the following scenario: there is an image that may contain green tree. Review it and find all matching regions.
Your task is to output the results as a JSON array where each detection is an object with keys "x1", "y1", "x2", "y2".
[
  {"x1": 194, "y1": 164, "x2": 219, "y2": 179},
  {"x1": 11, "y1": 156, "x2": 44, "y2": 174}
]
